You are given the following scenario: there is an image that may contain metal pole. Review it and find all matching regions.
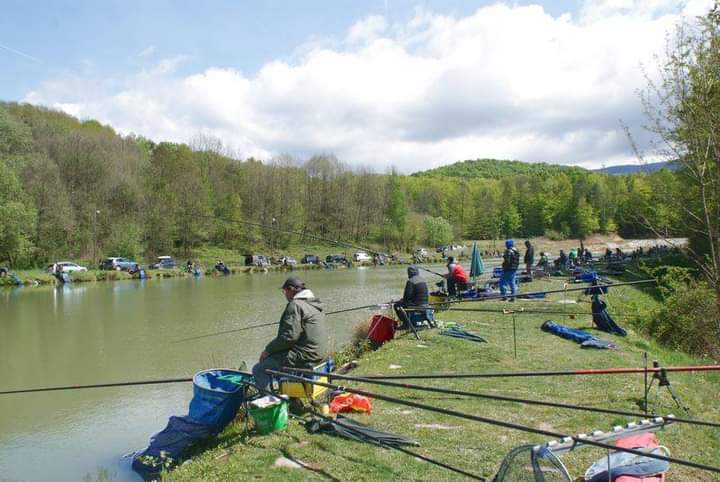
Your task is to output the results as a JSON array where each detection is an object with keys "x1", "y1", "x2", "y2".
[
  {"x1": 644, "y1": 352, "x2": 649, "y2": 415},
  {"x1": 512, "y1": 311, "x2": 517, "y2": 359}
]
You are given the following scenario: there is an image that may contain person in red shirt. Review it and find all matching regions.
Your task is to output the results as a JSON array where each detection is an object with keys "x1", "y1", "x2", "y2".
[{"x1": 443, "y1": 256, "x2": 470, "y2": 297}]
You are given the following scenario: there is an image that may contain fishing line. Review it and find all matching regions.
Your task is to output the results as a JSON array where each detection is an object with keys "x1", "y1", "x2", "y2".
[
  {"x1": 288, "y1": 369, "x2": 720, "y2": 429},
  {"x1": 268, "y1": 370, "x2": 720, "y2": 475},
  {"x1": 172, "y1": 301, "x2": 395, "y2": 343}
]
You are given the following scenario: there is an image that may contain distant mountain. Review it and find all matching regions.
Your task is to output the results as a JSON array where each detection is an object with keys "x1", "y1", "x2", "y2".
[
  {"x1": 412, "y1": 158, "x2": 587, "y2": 179},
  {"x1": 595, "y1": 161, "x2": 678, "y2": 175}
]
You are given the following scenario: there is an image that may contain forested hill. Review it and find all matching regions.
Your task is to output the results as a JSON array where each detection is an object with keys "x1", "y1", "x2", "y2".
[
  {"x1": 412, "y1": 158, "x2": 587, "y2": 179},
  {"x1": 0, "y1": 101, "x2": 687, "y2": 268},
  {"x1": 594, "y1": 161, "x2": 678, "y2": 175}
]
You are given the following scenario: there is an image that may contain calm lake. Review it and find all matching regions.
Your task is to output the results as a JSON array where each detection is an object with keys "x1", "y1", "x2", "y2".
[{"x1": 0, "y1": 265, "x2": 428, "y2": 482}]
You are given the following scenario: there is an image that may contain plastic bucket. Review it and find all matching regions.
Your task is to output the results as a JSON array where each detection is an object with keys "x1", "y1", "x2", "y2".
[{"x1": 249, "y1": 398, "x2": 288, "y2": 435}]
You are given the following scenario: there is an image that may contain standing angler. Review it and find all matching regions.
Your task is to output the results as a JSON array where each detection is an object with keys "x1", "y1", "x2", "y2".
[
  {"x1": 499, "y1": 239, "x2": 520, "y2": 301},
  {"x1": 252, "y1": 277, "x2": 328, "y2": 392},
  {"x1": 523, "y1": 240, "x2": 534, "y2": 280}
]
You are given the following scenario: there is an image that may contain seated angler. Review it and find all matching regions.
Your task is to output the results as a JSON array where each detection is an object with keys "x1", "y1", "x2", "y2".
[
  {"x1": 252, "y1": 277, "x2": 328, "y2": 392},
  {"x1": 443, "y1": 256, "x2": 470, "y2": 297},
  {"x1": 394, "y1": 265, "x2": 434, "y2": 329}
]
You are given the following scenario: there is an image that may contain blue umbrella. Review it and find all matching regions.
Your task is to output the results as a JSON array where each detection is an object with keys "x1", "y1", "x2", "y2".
[{"x1": 470, "y1": 241, "x2": 484, "y2": 280}]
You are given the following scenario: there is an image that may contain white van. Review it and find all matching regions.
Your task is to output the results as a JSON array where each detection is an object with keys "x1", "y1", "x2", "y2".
[{"x1": 353, "y1": 252, "x2": 372, "y2": 262}]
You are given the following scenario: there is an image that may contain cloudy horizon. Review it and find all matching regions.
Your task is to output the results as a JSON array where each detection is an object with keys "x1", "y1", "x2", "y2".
[{"x1": 3, "y1": 0, "x2": 714, "y2": 172}]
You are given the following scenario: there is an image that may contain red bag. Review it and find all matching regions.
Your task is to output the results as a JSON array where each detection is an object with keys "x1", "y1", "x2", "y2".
[
  {"x1": 368, "y1": 314, "x2": 395, "y2": 344},
  {"x1": 330, "y1": 392, "x2": 373, "y2": 414}
]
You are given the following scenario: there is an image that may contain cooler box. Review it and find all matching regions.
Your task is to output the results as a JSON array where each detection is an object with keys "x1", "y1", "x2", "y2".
[{"x1": 278, "y1": 359, "x2": 334, "y2": 400}]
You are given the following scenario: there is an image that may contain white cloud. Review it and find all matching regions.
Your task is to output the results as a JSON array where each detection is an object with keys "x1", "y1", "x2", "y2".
[
  {"x1": 22, "y1": 0, "x2": 715, "y2": 172},
  {"x1": 138, "y1": 45, "x2": 156, "y2": 57}
]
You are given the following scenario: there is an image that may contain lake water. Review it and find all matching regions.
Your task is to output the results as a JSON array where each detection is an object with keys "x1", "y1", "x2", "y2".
[{"x1": 0, "y1": 266, "x2": 427, "y2": 482}]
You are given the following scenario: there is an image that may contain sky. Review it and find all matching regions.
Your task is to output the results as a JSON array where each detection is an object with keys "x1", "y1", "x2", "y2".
[{"x1": 0, "y1": 0, "x2": 714, "y2": 172}]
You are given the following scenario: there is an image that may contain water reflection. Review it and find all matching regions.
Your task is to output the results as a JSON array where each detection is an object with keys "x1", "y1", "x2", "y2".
[{"x1": 0, "y1": 266, "x2": 414, "y2": 482}]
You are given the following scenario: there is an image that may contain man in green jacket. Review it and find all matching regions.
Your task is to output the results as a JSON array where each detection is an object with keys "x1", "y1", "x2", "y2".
[{"x1": 252, "y1": 276, "x2": 328, "y2": 392}]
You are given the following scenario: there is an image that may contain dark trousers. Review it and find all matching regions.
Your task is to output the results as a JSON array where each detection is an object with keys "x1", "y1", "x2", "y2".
[
  {"x1": 252, "y1": 352, "x2": 290, "y2": 392},
  {"x1": 447, "y1": 279, "x2": 469, "y2": 297}
]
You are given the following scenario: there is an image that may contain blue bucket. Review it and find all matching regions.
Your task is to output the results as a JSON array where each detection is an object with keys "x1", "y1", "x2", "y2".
[{"x1": 189, "y1": 369, "x2": 252, "y2": 430}]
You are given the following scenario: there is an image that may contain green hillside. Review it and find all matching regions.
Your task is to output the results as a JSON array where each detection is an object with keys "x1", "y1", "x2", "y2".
[{"x1": 413, "y1": 158, "x2": 587, "y2": 179}]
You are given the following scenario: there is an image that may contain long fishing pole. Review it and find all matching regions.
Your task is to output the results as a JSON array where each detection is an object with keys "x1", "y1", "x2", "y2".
[
  {"x1": 417, "y1": 266, "x2": 447, "y2": 277},
  {"x1": 442, "y1": 307, "x2": 637, "y2": 318},
  {"x1": 431, "y1": 279, "x2": 657, "y2": 306},
  {"x1": 172, "y1": 301, "x2": 395, "y2": 343},
  {"x1": 268, "y1": 370, "x2": 720, "y2": 475},
  {"x1": 288, "y1": 369, "x2": 720, "y2": 429},
  {"x1": 334, "y1": 364, "x2": 720, "y2": 380},
  {"x1": 0, "y1": 377, "x2": 194, "y2": 395},
  {"x1": 312, "y1": 412, "x2": 487, "y2": 480}
]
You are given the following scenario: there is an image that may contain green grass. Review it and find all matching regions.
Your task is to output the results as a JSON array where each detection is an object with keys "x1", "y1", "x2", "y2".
[{"x1": 166, "y1": 277, "x2": 720, "y2": 481}]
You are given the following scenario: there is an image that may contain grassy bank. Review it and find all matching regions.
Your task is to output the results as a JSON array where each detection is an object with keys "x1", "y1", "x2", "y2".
[{"x1": 165, "y1": 277, "x2": 720, "y2": 481}]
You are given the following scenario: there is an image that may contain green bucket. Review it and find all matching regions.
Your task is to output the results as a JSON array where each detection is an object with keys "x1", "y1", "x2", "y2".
[{"x1": 249, "y1": 397, "x2": 288, "y2": 435}]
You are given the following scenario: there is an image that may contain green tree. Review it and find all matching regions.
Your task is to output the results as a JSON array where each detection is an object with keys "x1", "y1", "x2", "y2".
[
  {"x1": 0, "y1": 161, "x2": 36, "y2": 266},
  {"x1": 574, "y1": 197, "x2": 600, "y2": 237},
  {"x1": 637, "y1": 3, "x2": 720, "y2": 321},
  {"x1": 423, "y1": 216, "x2": 453, "y2": 247}
]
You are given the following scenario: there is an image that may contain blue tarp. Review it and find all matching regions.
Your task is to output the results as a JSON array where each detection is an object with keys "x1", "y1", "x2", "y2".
[
  {"x1": 130, "y1": 415, "x2": 216, "y2": 478},
  {"x1": 575, "y1": 271, "x2": 600, "y2": 283},
  {"x1": 132, "y1": 369, "x2": 252, "y2": 480},
  {"x1": 541, "y1": 320, "x2": 616, "y2": 349}
]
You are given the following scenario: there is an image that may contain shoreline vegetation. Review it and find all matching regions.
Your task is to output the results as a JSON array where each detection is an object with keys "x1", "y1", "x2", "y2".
[
  {"x1": 163, "y1": 276, "x2": 720, "y2": 482},
  {"x1": 0, "y1": 234, "x2": 673, "y2": 288}
]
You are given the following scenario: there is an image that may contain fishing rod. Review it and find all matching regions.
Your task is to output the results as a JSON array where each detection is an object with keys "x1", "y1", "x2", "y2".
[
  {"x1": 0, "y1": 377, "x2": 194, "y2": 396},
  {"x1": 417, "y1": 266, "x2": 447, "y2": 277},
  {"x1": 442, "y1": 307, "x2": 637, "y2": 318},
  {"x1": 268, "y1": 370, "x2": 720, "y2": 475},
  {"x1": 288, "y1": 369, "x2": 720, "y2": 429},
  {"x1": 329, "y1": 364, "x2": 720, "y2": 380},
  {"x1": 172, "y1": 301, "x2": 395, "y2": 343},
  {"x1": 431, "y1": 279, "x2": 657, "y2": 306},
  {"x1": 310, "y1": 412, "x2": 487, "y2": 480}
]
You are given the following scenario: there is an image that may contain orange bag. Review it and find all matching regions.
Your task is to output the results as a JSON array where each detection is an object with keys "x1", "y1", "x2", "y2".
[{"x1": 330, "y1": 392, "x2": 373, "y2": 414}]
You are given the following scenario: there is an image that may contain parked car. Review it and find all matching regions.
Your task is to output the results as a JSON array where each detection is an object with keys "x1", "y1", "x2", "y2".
[
  {"x1": 149, "y1": 256, "x2": 177, "y2": 269},
  {"x1": 326, "y1": 255, "x2": 347, "y2": 264},
  {"x1": 301, "y1": 254, "x2": 320, "y2": 264},
  {"x1": 245, "y1": 255, "x2": 271, "y2": 267},
  {"x1": 47, "y1": 261, "x2": 88, "y2": 273},
  {"x1": 414, "y1": 248, "x2": 428, "y2": 257},
  {"x1": 278, "y1": 256, "x2": 298, "y2": 267},
  {"x1": 99, "y1": 257, "x2": 139, "y2": 271},
  {"x1": 353, "y1": 252, "x2": 372, "y2": 262}
]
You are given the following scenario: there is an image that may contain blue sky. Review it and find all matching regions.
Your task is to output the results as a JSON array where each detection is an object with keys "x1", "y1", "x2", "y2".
[
  {"x1": 1, "y1": 1, "x2": 581, "y2": 99},
  {"x1": 0, "y1": 1, "x2": 712, "y2": 171}
]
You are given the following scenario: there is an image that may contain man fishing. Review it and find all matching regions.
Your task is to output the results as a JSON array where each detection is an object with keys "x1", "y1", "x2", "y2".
[
  {"x1": 523, "y1": 240, "x2": 534, "y2": 280},
  {"x1": 443, "y1": 256, "x2": 470, "y2": 297},
  {"x1": 499, "y1": 239, "x2": 520, "y2": 301},
  {"x1": 394, "y1": 265, "x2": 433, "y2": 329},
  {"x1": 252, "y1": 276, "x2": 328, "y2": 392}
]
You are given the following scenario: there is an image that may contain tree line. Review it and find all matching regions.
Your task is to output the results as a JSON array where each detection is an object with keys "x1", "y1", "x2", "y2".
[{"x1": 0, "y1": 101, "x2": 686, "y2": 268}]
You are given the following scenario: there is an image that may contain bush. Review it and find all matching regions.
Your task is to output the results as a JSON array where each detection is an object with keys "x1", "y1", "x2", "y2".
[
  {"x1": 637, "y1": 266, "x2": 720, "y2": 359},
  {"x1": 544, "y1": 229, "x2": 567, "y2": 241}
]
